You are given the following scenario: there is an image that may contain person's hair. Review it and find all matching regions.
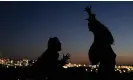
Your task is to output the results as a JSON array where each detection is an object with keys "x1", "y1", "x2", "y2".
[
  {"x1": 48, "y1": 37, "x2": 60, "y2": 49},
  {"x1": 101, "y1": 25, "x2": 114, "y2": 45},
  {"x1": 89, "y1": 20, "x2": 114, "y2": 45}
]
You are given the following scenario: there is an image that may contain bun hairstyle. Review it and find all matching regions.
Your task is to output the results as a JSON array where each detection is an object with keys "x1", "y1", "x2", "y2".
[{"x1": 48, "y1": 37, "x2": 60, "y2": 49}]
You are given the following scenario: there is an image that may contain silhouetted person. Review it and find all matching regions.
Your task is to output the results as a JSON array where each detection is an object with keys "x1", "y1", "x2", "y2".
[
  {"x1": 85, "y1": 6, "x2": 116, "y2": 79},
  {"x1": 28, "y1": 37, "x2": 70, "y2": 80}
]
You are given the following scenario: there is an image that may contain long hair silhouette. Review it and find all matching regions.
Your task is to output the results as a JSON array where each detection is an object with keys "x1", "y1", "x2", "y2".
[
  {"x1": 88, "y1": 19, "x2": 114, "y2": 45},
  {"x1": 85, "y1": 7, "x2": 116, "y2": 77}
]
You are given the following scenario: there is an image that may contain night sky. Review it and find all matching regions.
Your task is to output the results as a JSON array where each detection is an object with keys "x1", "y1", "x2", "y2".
[{"x1": 1, "y1": 1, "x2": 133, "y2": 64}]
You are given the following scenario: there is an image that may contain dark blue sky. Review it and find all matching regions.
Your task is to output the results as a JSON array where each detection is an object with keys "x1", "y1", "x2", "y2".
[{"x1": 1, "y1": 1, "x2": 133, "y2": 64}]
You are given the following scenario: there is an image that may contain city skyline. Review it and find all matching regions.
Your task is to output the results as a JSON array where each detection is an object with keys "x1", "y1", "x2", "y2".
[{"x1": 1, "y1": 1, "x2": 133, "y2": 64}]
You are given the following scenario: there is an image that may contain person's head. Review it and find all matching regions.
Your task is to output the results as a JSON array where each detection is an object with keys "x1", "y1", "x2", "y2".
[{"x1": 47, "y1": 37, "x2": 61, "y2": 51}]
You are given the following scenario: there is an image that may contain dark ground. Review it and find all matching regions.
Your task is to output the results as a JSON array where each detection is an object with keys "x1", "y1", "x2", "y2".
[{"x1": 0, "y1": 67, "x2": 133, "y2": 80}]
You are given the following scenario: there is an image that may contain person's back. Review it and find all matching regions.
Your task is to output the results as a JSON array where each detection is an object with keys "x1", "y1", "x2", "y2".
[{"x1": 36, "y1": 49, "x2": 59, "y2": 68}]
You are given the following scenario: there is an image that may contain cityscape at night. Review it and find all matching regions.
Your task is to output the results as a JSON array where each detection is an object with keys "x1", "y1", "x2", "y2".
[
  {"x1": 0, "y1": 58, "x2": 133, "y2": 74},
  {"x1": 1, "y1": 1, "x2": 133, "y2": 80}
]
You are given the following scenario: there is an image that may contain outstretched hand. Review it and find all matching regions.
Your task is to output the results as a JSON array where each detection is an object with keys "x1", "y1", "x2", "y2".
[
  {"x1": 84, "y1": 6, "x2": 96, "y2": 21},
  {"x1": 84, "y1": 6, "x2": 92, "y2": 14},
  {"x1": 61, "y1": 53, "x2": 70, "y2": 64},
  {"x1": 63, "y1": 53, "x2": 70, "y2": 60}
]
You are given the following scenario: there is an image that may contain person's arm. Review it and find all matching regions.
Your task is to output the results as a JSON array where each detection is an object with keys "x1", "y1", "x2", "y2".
[
  {"x1": 84, "y1": 6, "x2": 96, "y2": 22},
  {"x1": 58, "y1": 53, "x2": 70, "y2": 68},
  {"x1": 57, "y1": 60, "x2": 66, "y2": 68}
]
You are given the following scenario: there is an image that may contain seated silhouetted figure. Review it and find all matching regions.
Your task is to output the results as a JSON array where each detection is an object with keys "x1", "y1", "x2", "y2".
[
  {"x1": 85, "y1": 6, "x2": 116, "y2": 79},
  {"x1": 29, "y1": 37, "x2": 70, "y2": 80}
]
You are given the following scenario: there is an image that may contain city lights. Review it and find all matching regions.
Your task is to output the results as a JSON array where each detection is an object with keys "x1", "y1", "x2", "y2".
[
  {"x1": 63, "y1": 63, "x2": 133, "y2": 73},
  {"x1": 0, "y1": 58, "x2": 35, "y2": 68},
  {"x1": 0, "y1": 58, "x2": 133, "y2": 74}
]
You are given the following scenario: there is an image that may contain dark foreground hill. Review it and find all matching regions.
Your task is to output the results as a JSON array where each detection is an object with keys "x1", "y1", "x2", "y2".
[{"x1": 0, "y1": 67, "x2": 133, "y2": 80}]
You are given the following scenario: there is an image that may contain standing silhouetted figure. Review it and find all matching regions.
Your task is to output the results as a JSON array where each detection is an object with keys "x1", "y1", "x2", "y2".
[
  {"x1": 84, "y1": 6, "x2": 116, "y2": 79},
  {"x1": 28, "y1": 37, "x2": 70, "y2": 80}
]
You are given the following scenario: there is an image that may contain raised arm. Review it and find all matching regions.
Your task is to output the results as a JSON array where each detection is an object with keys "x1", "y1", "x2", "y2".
[
  {"x1": 84, "y1": 6, "x2": 96, "y2": 22},
  {"x1": 84, "y1": 6, "x2": 92, "y2": 17}
]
